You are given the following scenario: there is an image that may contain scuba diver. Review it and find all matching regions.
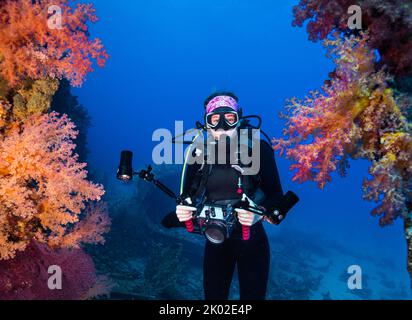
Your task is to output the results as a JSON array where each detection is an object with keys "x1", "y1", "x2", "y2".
[
  {"x1": 175, "y1": 92, "x2": 286, "y2": 300},
  {"x1": 117, "y1": 91, "x2": 298, "y2": 300}
]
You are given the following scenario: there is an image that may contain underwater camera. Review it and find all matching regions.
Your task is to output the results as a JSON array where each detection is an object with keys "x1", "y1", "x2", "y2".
[
  {"x1": 196, "y1": 203, "x2": 238, "y2": 244},
  {"x1": 188, "y1": 191, "x2": 299, "y2": 244}
]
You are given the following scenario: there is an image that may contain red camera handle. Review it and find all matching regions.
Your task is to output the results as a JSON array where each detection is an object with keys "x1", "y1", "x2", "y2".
[
  {"x1": 185, "y1": 220, "x2": 194, "y2": 233},
  {"x1": 242, "y1": 225, "x2": 250, "y2": 240}
]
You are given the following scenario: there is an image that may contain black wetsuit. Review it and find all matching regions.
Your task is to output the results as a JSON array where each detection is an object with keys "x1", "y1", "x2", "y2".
[{"x1": 182, "y1": 139, "x2": 284, "y2": 300}]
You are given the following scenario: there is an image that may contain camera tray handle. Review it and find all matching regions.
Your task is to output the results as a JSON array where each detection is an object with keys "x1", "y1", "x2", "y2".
[
  {"x1": 176, "y1": 196, "x2": 195, "y2": 233},
  {"x1": 137, "y1": 166, "x2": 195, "y2": 234}
]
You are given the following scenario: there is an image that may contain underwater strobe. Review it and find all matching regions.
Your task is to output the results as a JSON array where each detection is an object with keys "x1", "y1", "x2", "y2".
[
  {"x1": 116, "y1": 150, "x2": 178, "y2": 199},
  {"x1": 117, "y1": 150, "x2": 134, "y2": 181},
  {"x1": 117, "y1": 150, "x2": 196, "y2": 234}
]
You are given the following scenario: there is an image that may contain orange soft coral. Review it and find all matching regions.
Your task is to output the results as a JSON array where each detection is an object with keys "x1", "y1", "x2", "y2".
[
  {"x1": 0, "y1": 111, "x2": 108, "y2": 259},
  {"x1": 49, "y1": 201, "x2": 111, "y2": 249},
  {"x1": 0, "y1": 0, "x2": 108, "y2": 87}
]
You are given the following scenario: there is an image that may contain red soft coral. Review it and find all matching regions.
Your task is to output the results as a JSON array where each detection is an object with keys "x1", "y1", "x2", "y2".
[
  {"x1": 292, "y1": 0, "x2": 412, "y2": 76},
  {"x1": 0, "y1": 241, "x2": 111, "y2": 300}
]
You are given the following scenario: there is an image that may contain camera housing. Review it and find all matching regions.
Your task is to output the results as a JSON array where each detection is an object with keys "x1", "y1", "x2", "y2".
[{"x1": 196, "y1": 203, "x2": 237, "y2": 244}]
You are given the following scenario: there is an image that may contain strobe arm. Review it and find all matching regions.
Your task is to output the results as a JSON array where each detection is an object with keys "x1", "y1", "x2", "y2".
[
  {"x1": 136, "y1": 165, "x2": 177, "y2": 200},
  {"x1": 136, "y1": 166, "x2": 194, "y2": 233},
  {"x1": 117, "y1": 151, "x2": 194, "y2": 232}
]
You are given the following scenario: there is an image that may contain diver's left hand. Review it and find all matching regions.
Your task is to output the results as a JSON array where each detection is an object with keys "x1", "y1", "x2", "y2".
[{"x1": 235, "y1": 208, "x2": 263, "y2": 226}]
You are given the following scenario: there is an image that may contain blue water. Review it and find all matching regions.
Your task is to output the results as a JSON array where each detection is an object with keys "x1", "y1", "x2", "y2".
[{"x1": 73, "y1": 0, "x2": 411, "y2": 299}]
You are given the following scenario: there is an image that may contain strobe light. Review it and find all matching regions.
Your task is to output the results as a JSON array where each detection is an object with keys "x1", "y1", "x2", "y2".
[{"x1": 117, "y1": 150, "x2": 134, "y2": 181}]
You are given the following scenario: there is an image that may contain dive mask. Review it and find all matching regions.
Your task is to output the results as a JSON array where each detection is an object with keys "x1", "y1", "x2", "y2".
[{"x1": 205, "y1": 107, "x2": 240, "y2": 131}]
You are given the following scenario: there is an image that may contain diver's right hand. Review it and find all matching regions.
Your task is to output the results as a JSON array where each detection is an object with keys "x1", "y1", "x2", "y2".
[{"x1": 176, "y1": 205, "x2": 197, "y2": 222}]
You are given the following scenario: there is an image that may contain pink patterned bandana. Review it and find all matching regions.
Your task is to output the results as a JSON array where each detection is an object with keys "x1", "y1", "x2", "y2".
[{"x1": 205, "y1": 95, "x2": 239, "y2": 113}]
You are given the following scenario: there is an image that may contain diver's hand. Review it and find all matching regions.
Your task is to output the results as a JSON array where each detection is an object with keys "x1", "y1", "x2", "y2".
[
  {"x1": 235, "y1": 208, "x2": 263, "y2": 226},
  {"x1": 176, "y1": 205, "x2": 197, "y2": 222}
]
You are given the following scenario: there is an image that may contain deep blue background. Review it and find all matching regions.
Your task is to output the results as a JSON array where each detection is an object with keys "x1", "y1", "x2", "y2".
[{"x1": 73, "y1": 0, "x2": 410, "y2": 296}]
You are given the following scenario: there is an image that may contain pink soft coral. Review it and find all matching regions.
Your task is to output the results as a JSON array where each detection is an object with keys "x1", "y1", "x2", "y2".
[
  {"x1": 291, "y1": 0, "x2": 412, "y2": 282},
  {"x1": 274, "y1": 34, "x2": 411, "y2": 225}
]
